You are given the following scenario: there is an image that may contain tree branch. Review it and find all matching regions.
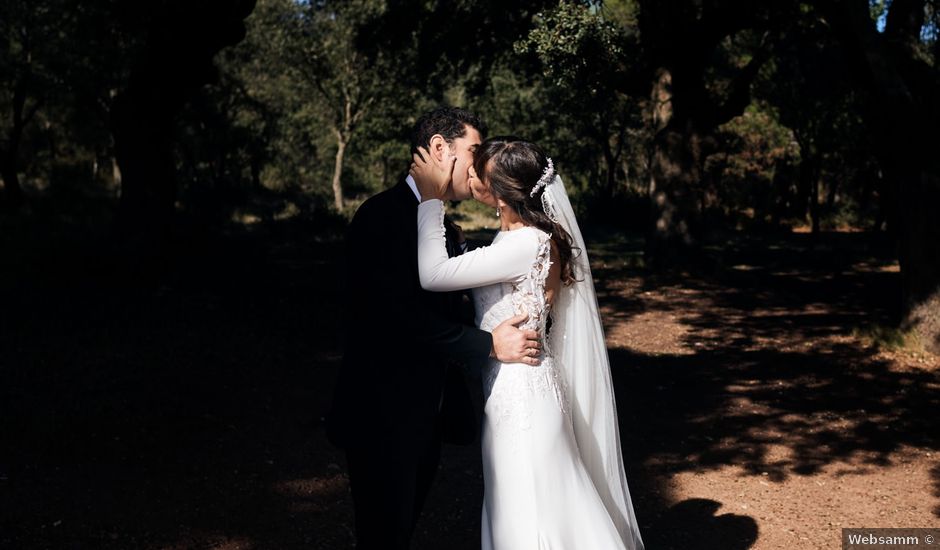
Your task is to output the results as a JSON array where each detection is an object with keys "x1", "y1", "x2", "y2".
[
  {"x1": 711, "y1": 30, "x2": 774, "y2": 127},
  {"x1": 884, "y1": 0, "x2": 926, "y2": 52}
]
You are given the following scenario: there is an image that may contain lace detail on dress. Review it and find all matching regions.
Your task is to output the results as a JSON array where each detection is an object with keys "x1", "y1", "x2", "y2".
[
  {"x1": 511, "y1": 234, "x2": 552, "y2": 333},
  {"x1": 476, "y1": 229, "x2": 569, "y2": 438},
  {"x1": 438, "y1": 202, "x2": 447, "y2": 238}
]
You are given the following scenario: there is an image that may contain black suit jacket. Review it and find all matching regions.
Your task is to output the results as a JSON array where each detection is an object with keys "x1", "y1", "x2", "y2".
[{"x1": 326, "y1": 180, "x2": 492, "y2": 451}]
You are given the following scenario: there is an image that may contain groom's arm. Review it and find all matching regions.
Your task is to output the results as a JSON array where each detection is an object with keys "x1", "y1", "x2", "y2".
[
  {"x1": 344, "y1": 197, "x2": 490, "y2": 363},
  {"x1": 345, "y1": 196, "x2": 537, "y2": 366},
  {"x1": 412, "y1": 296, "x2": 493, "y2": 365},
  {"x1": 411, "y1": 297, "x2": 540, "y2": 366}
]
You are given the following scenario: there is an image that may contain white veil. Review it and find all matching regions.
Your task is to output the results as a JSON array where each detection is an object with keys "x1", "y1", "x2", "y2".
[{"x1": 544, "y1": 175, "x2": 645, "y2": 550}]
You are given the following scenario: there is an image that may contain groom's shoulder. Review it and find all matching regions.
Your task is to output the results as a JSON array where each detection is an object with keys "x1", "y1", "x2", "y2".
[
  {"x1": 351, "y1": 185, "x2": 406, "y2": 224},
  {"x1": 359, "y1": 185, "x2": 397, "y2": 211}
]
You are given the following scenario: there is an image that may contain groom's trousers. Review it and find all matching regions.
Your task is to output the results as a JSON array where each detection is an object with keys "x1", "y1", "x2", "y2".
[{"x1": 344, "y1": 418, "x2": 443, "y2": 550}]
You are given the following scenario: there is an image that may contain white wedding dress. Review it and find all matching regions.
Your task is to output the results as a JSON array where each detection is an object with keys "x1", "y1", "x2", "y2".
[{"x1": 417, "y1": 178, "x2": 644, "y2": 550}]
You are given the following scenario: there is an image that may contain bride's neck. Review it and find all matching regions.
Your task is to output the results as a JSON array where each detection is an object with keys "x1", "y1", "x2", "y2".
[{"x1": 499, "y1": 208, "x2": 526, "y2": 231}]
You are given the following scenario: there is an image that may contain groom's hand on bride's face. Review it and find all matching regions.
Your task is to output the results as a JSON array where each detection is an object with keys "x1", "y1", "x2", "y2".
[{"x1": 491, "y1": 312, "x2": 542, "y2": 366}]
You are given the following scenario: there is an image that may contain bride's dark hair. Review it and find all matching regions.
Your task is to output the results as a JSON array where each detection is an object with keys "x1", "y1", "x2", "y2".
[{"x1": 473, "y1": 136, "x2": 579, "y2": 286}]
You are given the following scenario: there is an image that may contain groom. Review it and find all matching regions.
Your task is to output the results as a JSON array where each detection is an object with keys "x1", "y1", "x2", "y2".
[{"x1": 326, "y1": 106, "x2": 541, "y2": 550}]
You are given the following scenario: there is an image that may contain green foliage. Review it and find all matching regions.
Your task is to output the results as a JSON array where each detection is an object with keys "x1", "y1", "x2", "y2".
[
  {"x1": 186, "y1": 0, "x2": 415, "y2": 211},
  {"x1": 3, "y1": 2, "x2": 147, "y2": 214},
  {"x1": 869, "y1": 0, "x2": 889, "y2": 26},
  {"x1": 709, "y1": 102, "x2": 800, "y2": 225},
  {"x1": 718, "y1": 104, "x2": 796, "y2": 182},
  {"x1": 511, "y1": 0, "x2": 648, "y2": 224},
  {"x1": 853, "y1": 323, "x2": 927, "y2": 353},
  {"x1": 746, "y1": 9, "x2": 879, "y2": 231},
  {"x1": 519, "y1": 1, "x2": 627, "y2": 95},
  {"x1": 2, "y1": 0, "x2": 936, "y2": 240}
]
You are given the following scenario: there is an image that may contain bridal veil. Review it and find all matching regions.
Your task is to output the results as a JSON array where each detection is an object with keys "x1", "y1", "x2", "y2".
[{"x1": 544, "y1": 175, "x2": 645, "y2": 550}]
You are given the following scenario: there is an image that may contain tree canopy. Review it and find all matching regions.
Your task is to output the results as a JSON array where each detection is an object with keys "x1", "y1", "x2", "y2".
[{"x1": 1, "y1": 0, "x2": 938, "y2": 351}]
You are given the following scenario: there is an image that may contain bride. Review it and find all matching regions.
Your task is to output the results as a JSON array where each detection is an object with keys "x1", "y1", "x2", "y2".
[{"x1": 410, "y1": 137, "x2": 645, "y2": 550}]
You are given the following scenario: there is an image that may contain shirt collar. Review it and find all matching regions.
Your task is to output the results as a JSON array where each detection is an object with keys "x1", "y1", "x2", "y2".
[{"x1": 405, "y1": 174, "x2": 421, "y2": 203}]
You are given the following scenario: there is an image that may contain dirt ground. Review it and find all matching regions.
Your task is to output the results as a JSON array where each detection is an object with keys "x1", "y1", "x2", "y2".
[
  {"x1": 588, "y1": 232, "x2": 940, "y2": 549},
  {"x1": 2, "y1": 218, "x2": 937, "y2": 550}
]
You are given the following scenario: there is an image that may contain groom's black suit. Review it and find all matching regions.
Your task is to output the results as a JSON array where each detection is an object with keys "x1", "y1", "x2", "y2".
[{"x1": 327, "y1": 179, "x2": 492, "y2": 550}]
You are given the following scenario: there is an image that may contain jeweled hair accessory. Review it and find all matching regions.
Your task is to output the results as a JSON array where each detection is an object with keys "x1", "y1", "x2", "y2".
[{"x1": 529, "y1": 157, "x2": 555, "y2": 197}]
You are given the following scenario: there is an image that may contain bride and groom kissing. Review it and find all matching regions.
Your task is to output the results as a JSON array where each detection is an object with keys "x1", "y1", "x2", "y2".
[{"x1": 327, "y1": 106, "x2": 645, "y2": 550}]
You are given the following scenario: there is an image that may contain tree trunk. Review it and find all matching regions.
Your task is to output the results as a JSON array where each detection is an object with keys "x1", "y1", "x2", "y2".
[
  {"x1": 602, "y1": 141, "x2": 617, "y2": 200},
  {"x1": 645, "y1": 67, "x2": 699, "y2": 265},
  {"x1": 898, "y1": 171, "x2": 940, "y2": 353},
  {"x1": 332, "y1": 134, "x2": 347, "y2": 211},
  {"x1": 2, "y1": 93, "x2": 29, "y2": 208},
  {"x1": 597, "y1": 114, "x2": 625, "y2": 200},
  {"x1": 112, "y1": 92, "x2": 179, "y2": 245},
  {"x1": 112, "y1": 0, "x2": 255, "y2": 256},
  {"x1": 637, "y1": 1, "x2": 775, "y2": 267},
  {"x1": 811, "y1": 167, "x2": 821, "y2": 235},
  {"x1": 111, "y1": 156, "x2": 122, "y2": 190},
  {"x1": 796, "y1": 145, "x2": 820, "y2": 231},
  {"x1": 825, "y1": 174, "x2": 839, "y2": 210},
  {"x1": 1, "y1": 155, "x2": 24, "y2": 207},
  {"x1": 818, "y1": 0, "x2": 940, "y2": 353},
  {"x1": 250, "y1": 153, "x2": 263, "y2": 192},
  {"x1": 646, "y1": 117, "x2": 703, "y2": 265}
]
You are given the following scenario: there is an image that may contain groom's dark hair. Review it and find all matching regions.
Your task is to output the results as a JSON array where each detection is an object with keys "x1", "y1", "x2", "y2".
[{"x1": 410, "y1": 106, "x2": 487, "y2": 155}]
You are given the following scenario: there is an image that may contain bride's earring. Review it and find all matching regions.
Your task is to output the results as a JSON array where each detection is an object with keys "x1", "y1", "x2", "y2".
[{"x1": 496, "y1": 205, "x2": 501, "y2": 218}]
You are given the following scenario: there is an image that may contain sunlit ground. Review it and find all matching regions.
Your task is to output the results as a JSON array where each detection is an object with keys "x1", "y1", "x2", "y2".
[{"x1": 1, "y1": 204, "x2": 937, "y2": 549}]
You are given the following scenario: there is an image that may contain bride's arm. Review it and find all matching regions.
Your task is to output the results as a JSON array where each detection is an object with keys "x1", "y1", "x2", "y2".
[{"x1": 418, "y1": 199, "x2": 535, "y2": 292}]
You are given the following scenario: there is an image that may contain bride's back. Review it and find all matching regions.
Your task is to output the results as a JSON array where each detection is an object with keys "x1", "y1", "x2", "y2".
[{"x1": 473, "y1": 226, "x2": 556, "y2": 340}]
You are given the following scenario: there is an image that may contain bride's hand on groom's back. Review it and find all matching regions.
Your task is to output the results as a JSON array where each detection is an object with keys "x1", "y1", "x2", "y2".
[
  {"x1": 410, "y1": 146, "x2": 454, "y2": 201},
  {"x1": 491, "y1": 312, "x2": 542, "y2": 366}
]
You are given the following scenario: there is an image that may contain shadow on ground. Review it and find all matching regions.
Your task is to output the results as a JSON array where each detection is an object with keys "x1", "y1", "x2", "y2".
[
  {"x1": 2, "y1": 214, "x2": 936, "y2": 549},
  {"x1": 592, "y1": 231, "x2": 939, "y2": 547}
]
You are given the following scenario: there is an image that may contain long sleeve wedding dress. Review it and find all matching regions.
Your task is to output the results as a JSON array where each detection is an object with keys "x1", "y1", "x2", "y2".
[{"x1": 416, "y1": 179, "x2": 644, "y2": 550}]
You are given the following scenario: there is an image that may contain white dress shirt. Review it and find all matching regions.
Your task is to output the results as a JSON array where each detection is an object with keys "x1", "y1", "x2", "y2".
[{"x1": 405, "y1": 174, "x2": 422, "y2": 202}]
